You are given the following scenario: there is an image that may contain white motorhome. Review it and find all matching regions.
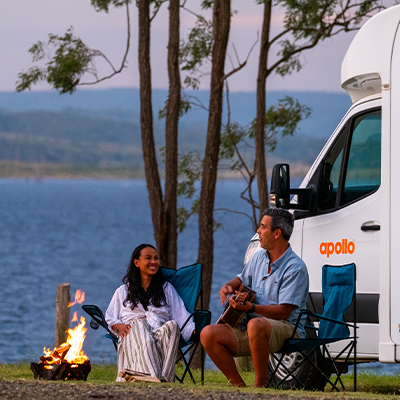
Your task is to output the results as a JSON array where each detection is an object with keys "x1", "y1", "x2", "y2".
[{"x1": 244, "y1": 4, "x2": 400, "y2": 387}]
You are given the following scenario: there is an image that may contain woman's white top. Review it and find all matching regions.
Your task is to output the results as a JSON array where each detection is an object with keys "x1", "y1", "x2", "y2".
[{"x1": 105, "y1": 282, "x2": 195, "y2": 342}]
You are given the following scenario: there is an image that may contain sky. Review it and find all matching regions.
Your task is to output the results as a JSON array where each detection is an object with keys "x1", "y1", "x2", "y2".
[{"x1": 0, "y1": 0, "x2": 360, "y2": 94}]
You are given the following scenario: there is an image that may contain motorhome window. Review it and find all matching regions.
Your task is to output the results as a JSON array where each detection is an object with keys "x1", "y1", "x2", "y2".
[
  {"x1": 318, "y1": 128, "x2": 346, "y2": 211},
  {"x1": 340, "y1": 110, "x2": 381, "y2": 206}
]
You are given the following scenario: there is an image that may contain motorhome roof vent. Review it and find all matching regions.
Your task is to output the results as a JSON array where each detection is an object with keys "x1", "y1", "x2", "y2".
[
  {"x1": 342, "y1": 73, "x2": 381, "y2": 103},
  {"x1": 341, "y1": 5, "x2": 400, "y2": 103}
]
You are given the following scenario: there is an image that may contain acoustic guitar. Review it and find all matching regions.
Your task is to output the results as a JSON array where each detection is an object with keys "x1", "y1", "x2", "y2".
[{"x1": 217, "y1": 283, "x2": 256, "y2": 328}]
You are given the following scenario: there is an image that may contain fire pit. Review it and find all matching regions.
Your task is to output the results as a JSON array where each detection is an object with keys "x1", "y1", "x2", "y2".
[
  {"x1": 30, "y1": 360, "x2": 91, "y2": 381},
  {"x1": 32, "y1": 312, "x2": 91, "y2": 381}
]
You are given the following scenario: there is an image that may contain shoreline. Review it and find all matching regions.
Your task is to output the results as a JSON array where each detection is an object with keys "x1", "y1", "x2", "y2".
[{"x1": 0, "y1": 161, "x2": 309, "y2": 181}]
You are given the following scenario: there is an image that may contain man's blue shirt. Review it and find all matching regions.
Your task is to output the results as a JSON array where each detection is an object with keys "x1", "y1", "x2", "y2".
[{"x1": 237, "y1": 244, "x2": 309, "y2": 338}]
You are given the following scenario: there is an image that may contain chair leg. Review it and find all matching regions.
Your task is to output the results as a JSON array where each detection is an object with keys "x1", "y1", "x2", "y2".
[
  {"x1": 201, "y1": 344, "x2": 205, "y2": 385},
  {"x1": 268, "y1": 352, "x2": 308, "y2": 389},
  {"x1": 269, "y1": 346, "x2": 343, "y2": 391},
  {"x1": 182, "y1": 342, "x2": 200, "y2": 384},
  {"x1": 176, "y1": 345, "x2": 196, "y2": 384},
  {"x1": 328, "y1": 341, "x2": 355, "y2": 392},
  {"x1": 354, "y1": 337, "x2": 357, "y2": 392}
]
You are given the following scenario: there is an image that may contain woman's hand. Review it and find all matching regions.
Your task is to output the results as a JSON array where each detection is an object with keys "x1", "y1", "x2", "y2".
[{"x1": 113, "y1": 323, "x2": 131, "y2": 338}]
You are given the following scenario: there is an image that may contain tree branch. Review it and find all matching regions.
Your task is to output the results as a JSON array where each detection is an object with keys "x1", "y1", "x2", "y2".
[
  {"x1": 150, "y1": 0, "x2": 167, "y2": 22},
  {"x1": 221, "y1": 35, "x2": 259, "y2": 81},
  {"x1": 214, "y1": 207, "x2": 254, "y2": 225},
  {"x1": 267, "y1": 0, "x2": 385, "y2": 74},
  {"x1": 79, "y1": 0, "x2": 131, "y2": 86}
]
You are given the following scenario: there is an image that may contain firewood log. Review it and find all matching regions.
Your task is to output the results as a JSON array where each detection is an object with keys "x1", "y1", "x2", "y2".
[{"x1": 39, "y1": 344, "x2": 71, "y2": 363}]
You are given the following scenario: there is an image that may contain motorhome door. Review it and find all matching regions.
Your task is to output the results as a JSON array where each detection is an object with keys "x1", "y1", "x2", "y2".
[{"x1": 300, "y1": 102, "x2": 381, "y2": 358}]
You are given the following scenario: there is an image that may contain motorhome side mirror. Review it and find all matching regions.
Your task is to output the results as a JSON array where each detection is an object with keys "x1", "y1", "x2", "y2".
[{"x1": 270, "y1": 163, "x2": 290, "y2": 208}]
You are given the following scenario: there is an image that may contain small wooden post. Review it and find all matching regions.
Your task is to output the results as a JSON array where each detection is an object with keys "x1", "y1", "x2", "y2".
[{"x1": 55, "y1": 283, "x2": 70, "y2": 347}]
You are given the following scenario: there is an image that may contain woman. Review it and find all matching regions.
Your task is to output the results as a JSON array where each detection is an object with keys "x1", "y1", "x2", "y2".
[{"x1": 105, "y1": 244, "x2": 195, "y2": 382}]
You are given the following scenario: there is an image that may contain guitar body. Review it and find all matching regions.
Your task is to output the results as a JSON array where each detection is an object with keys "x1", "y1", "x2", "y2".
[{"x1": 217, "y1": 284, "x2": 256, "y2": 328}]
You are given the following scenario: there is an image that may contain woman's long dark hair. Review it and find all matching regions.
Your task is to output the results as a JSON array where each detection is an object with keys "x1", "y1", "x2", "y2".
[{"x1": 122, "y1": 244, "x2": 167, "y2": 310}]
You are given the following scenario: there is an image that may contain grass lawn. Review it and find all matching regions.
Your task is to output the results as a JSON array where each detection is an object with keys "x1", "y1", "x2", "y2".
[{"x1": 2, "y1": 363, "x2": 400, "y2": 398}]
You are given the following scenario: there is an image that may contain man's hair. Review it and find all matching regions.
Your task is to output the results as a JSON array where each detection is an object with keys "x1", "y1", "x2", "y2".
[{"x1": 263, "y1": 208, "x2": 294, "y2": 241}]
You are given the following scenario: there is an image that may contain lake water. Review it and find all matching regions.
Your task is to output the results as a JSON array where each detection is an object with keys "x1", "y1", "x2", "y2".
[
  {"x1": 0, "y1": 178, "x2": 398, "y2": 375},
  {"x1": 0, "y1": 178, "x2": 257, "y2": 365}
]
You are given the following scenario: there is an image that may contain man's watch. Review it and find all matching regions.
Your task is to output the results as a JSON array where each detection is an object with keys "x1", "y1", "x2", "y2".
[{"x1": 248, "y1": 303, "x2": 256, "y2": 313}]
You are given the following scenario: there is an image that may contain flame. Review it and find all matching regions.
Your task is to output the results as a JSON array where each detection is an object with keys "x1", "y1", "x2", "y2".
[
  {"x1": 41, "y1": 302, "x2": 88, "y2": 365},
  {"x1": 71, "y1": 311, "x2": 78, "y2": 322},
  {"x1": 68, "y1": 289, "x2": 85, "y2": 308},
  {"x1": 64, "y1": 316, "x2": 88, "y2": 364}
]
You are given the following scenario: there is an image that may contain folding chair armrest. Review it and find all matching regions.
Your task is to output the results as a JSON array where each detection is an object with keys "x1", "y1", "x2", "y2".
[
  {"x1": 288, "y1": 308, "x2": 310, "y2": 339},
  {"x1": 180, "y1": 310, "x2": 211, "y2": 341},
  {"x1": 82, "y1": 304, "x2": 117, "y2": 337},
  {"x1": 304, "y1": 324, "x2": 318, "y2": 331},
  {"x1": 105, "y1": 333, "x2": 118, "y2": 343},
  {"x1": 300, "y1": 309, "x2": 358, "y2": 330}
]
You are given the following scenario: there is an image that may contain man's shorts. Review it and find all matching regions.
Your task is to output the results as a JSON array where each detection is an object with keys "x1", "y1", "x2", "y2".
[{"x1": 228, "y1": 318, "x2": 298, "y2": 356}]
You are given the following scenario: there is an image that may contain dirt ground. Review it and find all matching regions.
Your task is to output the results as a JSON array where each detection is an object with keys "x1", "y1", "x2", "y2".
[{"x1": 0, "y1": 380, "x2": 329, "y2": 400}]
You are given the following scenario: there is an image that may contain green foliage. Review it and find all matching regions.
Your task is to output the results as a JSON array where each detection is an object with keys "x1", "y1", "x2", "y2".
[
  {"x1": 272, "y1": 0, "x2": 384, "y2": 76},
  {"x1": 177, "y1": 152, "x2": 203, "y2": 199},
  {"x1": 275, "y1": 41, "x2": 302, "y2": 76},
  {"x1": 356, "y1": 0, "x2": 376, "y2": 17},
  {"x1": 259, "y1": 96, "x2": 312, "y2": 151},
  {"x1": 179, "y1": 17, "x2": 213, "y2": 89},
  {"x1": 16, "y1": 28, "x2": 94, "y2": 94},
  {"x1": 220, "y1": 96, "x2": 311, "y2": 163},
  {"x1": 176, "y1": 151, "x2": 223, "y2": 233},
  {"x1": 158, "y1": 97, "x2": 192, "y2": 120},
  {"x1": 177, "y1": 200, "x2": 199, "y2": 232},
  {"x1": 175, "y1": 96, "x2": 311, "y2": 232},
  {"x1": 201, "y1": 0, "x2": 214, "y2": 8},
  {"x1": 90, "y1": 0, "x2": 129, "y2": 12},
  {"x1": 15, "y1": 67, "x2": 47, "y2": 93},
  {"x1": 177, "y1": 152, "x2": 202, "y2": 232},
  {"x1": 220, "y1": 122, "x2": 249, "y2": 170},
  {"x1": 219, "y1": 97, "x2": 311, "y2": 228}
]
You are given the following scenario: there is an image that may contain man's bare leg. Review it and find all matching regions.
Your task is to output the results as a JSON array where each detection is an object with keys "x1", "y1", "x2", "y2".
[
  {"x1": 200, "y1": 324, "x2": 246, "y2": 387},
  {"x1": 247, "y1": 318, "x2": 272, "y2": 387}
]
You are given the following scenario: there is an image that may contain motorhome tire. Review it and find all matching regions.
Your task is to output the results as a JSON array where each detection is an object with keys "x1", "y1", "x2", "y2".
[{"x1": 267, "y1": 321, "x2": 328, "y2": 390}]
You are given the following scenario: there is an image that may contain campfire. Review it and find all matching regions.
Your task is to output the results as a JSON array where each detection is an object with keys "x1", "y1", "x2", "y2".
[{"x1": 31, "y1": 289, "x2": 91, "y2": 381}]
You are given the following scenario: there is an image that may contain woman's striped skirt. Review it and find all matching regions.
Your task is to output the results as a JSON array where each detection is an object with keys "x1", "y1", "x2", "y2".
[{"x1": 117, "y1": 318, "x2": 180, "y2": 382}]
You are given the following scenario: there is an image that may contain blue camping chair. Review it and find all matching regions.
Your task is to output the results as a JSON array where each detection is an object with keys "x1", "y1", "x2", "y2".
[
  {"x1": 82, "y1": 263, "x2": 211, "y2": 384},
  {"x1": 268, "y1": 263, "x2": 357, "y2": 391}
]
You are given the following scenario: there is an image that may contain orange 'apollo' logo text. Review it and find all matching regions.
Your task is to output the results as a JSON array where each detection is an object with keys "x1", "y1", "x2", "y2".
[{"x1": 320, "y1": 240, "x2": 355, "y2": 258}]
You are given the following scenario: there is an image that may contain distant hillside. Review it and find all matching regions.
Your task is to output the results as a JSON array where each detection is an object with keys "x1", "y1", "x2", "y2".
[
  {"x1": 0, "y1": 109, "x2": 140, "y2": 144},
  {"x1": 0, "y1": 88, "x2": 350, "y2": 177},
  {"x1": 0, "y1": 88, "x2": 352, "y2": 139},
  {"x1": 0, "y1": 109, "x2": 142, "y2": 167},
  {"x1": 0, "y1": 107, "x2": 326, "y2": 170}
]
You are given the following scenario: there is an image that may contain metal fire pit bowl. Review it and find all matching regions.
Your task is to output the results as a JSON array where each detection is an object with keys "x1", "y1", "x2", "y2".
[{"x1": 30, "y1": 361, "x2": 91, "y2": 381}]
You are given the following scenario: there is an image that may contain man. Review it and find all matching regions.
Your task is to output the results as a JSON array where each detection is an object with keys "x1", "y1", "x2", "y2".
[{"x1": 200, "y1": 208, "x2": 309, "y2": 387}]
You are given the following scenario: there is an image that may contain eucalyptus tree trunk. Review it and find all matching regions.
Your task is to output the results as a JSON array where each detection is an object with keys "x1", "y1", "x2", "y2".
[
  {"x1": 198, "y1": 0, "x2": 231, "y2": 310},
  {"x1": 162, "y1": 0, "x2": 180, "y2": 269},
  {"x1": 255, "y1": 0, "x2": 272, "y2": 219},
  {"x1": 238, "y1": 3, "x2": 273, "y2": 371},
  {"x1": 138, "y1": 0, "x2": 165, "y2": 263}
]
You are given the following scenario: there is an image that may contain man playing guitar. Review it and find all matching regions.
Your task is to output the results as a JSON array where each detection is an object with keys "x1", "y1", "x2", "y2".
[{"x1": 200, "y1": 208, "x2": 309, "y2": 388}]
